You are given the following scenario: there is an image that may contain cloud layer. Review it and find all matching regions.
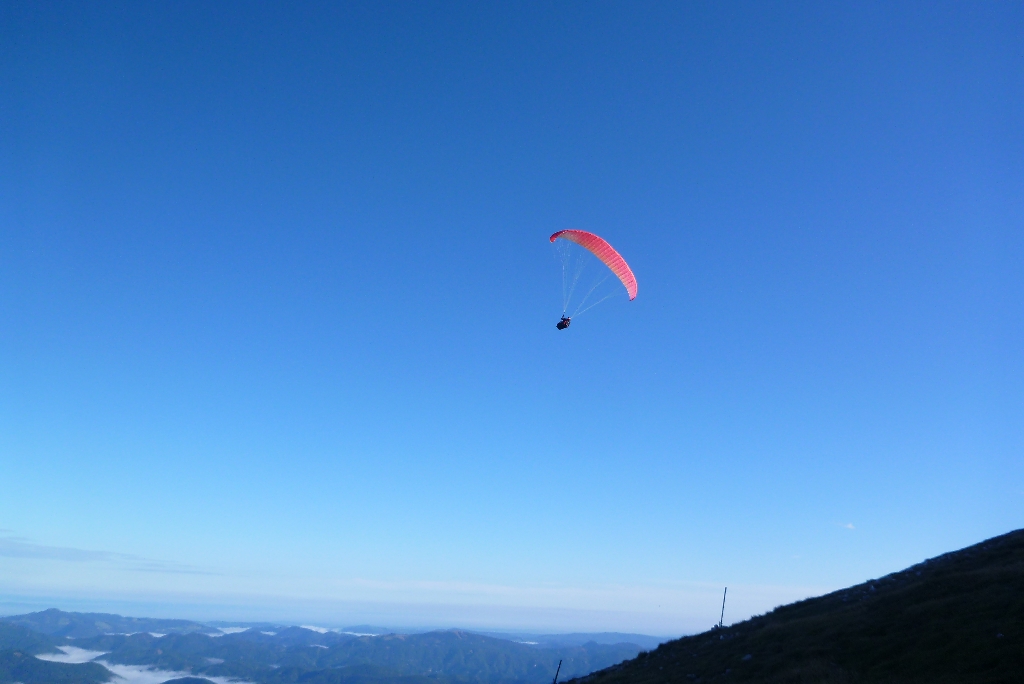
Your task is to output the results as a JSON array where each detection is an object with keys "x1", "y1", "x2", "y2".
[{"x1": 0, "y1": 532, "x2": 213, "y2": 575}]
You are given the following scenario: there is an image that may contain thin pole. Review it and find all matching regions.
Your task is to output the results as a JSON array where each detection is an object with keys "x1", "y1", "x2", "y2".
[
  {"x1": 719, "y1": 587, "x2": 728, "y2": 628},
  {"x1": 553, "y1": 660, "x2": 562, "y2": 684}
]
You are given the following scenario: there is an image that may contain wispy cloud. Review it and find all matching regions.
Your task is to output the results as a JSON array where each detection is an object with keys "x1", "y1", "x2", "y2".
[
  {"x1": 839, "y1": 523, "x2": 855, "y2": 530},
  {"x1": 0, "y1": 533, "x2": 216, "y2": 575},
  {"x1": 0, "y1": 535, "x2": 115, "y2": 562}
]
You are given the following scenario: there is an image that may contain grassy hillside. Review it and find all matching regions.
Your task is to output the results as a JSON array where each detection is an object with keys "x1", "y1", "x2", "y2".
[{"x1": 572, "y1": 529, "x2": 1024, "y2": 684}]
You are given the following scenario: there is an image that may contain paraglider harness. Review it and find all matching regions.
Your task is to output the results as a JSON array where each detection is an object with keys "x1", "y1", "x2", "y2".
[{"x1": 556, "y1": 316, "x2": 571, "y2": 330}]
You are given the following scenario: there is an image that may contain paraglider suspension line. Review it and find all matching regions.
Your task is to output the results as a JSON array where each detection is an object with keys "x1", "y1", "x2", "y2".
[
  {"x1": 573, "y1": 291, "x2": 617, "y2": 318},
  {"x1": 560, "y1": 242, "x2": 586, "y2": 316},
  {"x1": 571, "y1": 273, "x2": 613, "y2": 317}
]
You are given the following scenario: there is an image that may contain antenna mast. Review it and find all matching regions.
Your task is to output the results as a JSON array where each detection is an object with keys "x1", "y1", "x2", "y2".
[
  {"x1": 553, "y1": 659, "x2": 562, "y2": 684},
  {"x1": 719, "y1": 587, "x2": 728, "y2": 628}
]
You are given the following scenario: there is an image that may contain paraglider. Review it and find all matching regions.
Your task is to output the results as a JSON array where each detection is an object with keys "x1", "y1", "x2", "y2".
[{"x1": 550, "y1": 229, "x2": 637, "y2": 329}]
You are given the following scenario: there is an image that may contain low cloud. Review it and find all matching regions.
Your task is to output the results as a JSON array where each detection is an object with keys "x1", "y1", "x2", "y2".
[
  {"x1": 0, "y1": 532, "x2": 215, "y2": 575},
  {"x1": 100, "y1": 661, "x2": 252, "y2": 684},
  {"x1": 36, "y1": 646, "x2": 107, "y2": 664}
]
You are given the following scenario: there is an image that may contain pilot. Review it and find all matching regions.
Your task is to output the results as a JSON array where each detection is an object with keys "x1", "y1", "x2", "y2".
[{"x1": 556, "y1": 316, "x2": 571, "y2": 330}]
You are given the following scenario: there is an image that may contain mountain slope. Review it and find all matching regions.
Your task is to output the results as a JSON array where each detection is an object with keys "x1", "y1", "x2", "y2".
[
  {"x1": 0, "y1": 623, "x2": 61, "y2": 655},
  {"x1": 291, "y1": 630, "x2": 639, "y2": 681},
  {"x1": 572, "y1": 529, "x2": 1024, "y2": 684},
  {"x1": 0, "y1": 650, "x2": 110, "y2": 684}
]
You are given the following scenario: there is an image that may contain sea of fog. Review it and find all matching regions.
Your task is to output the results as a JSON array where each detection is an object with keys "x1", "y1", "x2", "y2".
[
  {"x1": 35, "y1": 646, "x2": 106, "y2": 664},
  {"x1": 37, "y1": 646, "x2": 254, "y2": 684}
]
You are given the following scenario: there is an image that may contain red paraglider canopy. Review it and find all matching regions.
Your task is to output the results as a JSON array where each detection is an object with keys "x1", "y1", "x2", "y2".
[{"x1": 549, "y1": 230, "x2": 638, "y2": 300}]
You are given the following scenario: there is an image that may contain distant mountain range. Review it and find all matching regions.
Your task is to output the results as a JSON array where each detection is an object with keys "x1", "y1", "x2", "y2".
[
  {"x1": 0, "y1": 609, "x2": 662, "y2": 684},
  {"x1": 570, "y1": 529, "x2": 1024, "y2": 684},
  {"x1": 1, "y1": 610, "x2": 214, "y2": 640},
  {"x1": 8, "y1": 529, "x2": 1019, "y2": 684}
]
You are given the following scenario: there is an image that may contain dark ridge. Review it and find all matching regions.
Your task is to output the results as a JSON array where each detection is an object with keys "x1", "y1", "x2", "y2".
[
  {"x1": 161, "y1": 678, "x2": 217, "y2": 684},
  {"x1": 571, "y1": 529, "x2": 1024, "y2": 684}
]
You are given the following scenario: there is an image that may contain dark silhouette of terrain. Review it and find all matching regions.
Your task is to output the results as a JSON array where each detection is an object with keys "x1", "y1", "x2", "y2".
[{"x1": 572, "y1": 529, "x2": 1024, "y2": 684}]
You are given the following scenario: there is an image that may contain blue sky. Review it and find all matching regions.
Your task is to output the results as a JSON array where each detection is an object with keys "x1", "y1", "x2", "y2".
[{"x1": 1, "y1": 1, "x2": 1021, "y2": 634}]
